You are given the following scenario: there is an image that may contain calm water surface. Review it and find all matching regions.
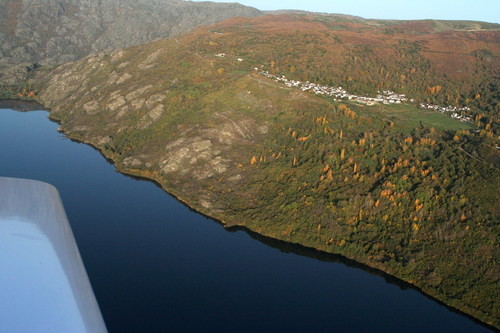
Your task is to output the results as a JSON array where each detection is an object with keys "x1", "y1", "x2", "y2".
[{"x1": 0, "y1": 108, "x2": 494, "y2": 332}]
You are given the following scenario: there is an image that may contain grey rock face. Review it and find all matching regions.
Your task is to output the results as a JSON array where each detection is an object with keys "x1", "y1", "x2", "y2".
[{"x1": 0, "y1": 0, "x2": 261, "y2": 83}]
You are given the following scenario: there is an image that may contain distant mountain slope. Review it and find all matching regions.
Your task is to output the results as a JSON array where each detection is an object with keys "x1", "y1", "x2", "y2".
[
  {"x1": 35, "y1": 14, "x2": 499, "y2": 328},
  {"x1": 0, "y1": 0, "x2": 261, "y2": 83},
  {"x1": 185, "y1": 14, "x2": 499, "y2": 131}
]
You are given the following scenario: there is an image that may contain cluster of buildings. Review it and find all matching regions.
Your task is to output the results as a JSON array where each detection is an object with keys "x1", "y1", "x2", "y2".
[
  {"x1": 257, "y1": 70, "x2": 411, "y2": 105},
  {"x1": 418, "y1": 103, "x2": 472, "y2": 122},
  {"x1": 255, "y1": 70, "x2": 474, "y2": 123}
]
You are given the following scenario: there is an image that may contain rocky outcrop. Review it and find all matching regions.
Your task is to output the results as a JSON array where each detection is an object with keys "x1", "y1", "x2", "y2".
[
  {"x1": 0, "y1": 0, "x2": 261, "y2": 84},
  {"x1": 37, "y1": 44, "x2": 263, "y2": 209}
]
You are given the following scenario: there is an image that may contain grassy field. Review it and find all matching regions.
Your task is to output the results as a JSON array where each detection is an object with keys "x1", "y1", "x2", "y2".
[{"x1": 370, "y1": 103, "x2": 472, "y2": 130}]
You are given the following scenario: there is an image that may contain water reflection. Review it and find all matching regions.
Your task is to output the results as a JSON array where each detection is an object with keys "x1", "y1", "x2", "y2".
[
  {"x1": 120, "y1": 171, "x2": 494, "y2": 331},
  {"x1": 0, "y1": 100, "x2": 47, "y2": 111}
]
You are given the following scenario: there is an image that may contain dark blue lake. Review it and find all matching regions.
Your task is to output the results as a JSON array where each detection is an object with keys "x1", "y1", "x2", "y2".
[{"x1": 0, "y1": 106, "x2": 494, "y2": 332}]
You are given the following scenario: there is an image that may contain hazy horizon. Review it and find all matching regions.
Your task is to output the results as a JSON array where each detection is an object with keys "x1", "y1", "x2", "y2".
[{"x1": 191, "y1": 0, "x2": 500, "y2": 24}]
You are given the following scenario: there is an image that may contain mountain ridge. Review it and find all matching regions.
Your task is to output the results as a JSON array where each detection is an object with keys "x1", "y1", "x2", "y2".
[{"x1": 0, "y1": 0, "x2": 262, "y2": 84}]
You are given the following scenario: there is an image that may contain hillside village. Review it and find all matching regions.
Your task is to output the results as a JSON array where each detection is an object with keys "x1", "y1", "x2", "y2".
[
  {"x1": 256, "y1": 69, "x2": 474, "y2": 123},
  {"x1": 258, "y1": 69, "x2": 410, "y2": 105},
  {"x1": 418, "y1": 103, "x2": 472, "y2": 122}
]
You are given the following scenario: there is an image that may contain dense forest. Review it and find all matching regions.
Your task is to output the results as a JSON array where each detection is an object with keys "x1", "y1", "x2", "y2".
[{"x1": 213, "y1": 101, "x2": 499, "y2": 325}]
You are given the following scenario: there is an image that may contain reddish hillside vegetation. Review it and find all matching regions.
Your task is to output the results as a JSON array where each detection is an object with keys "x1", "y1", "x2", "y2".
[{"x1": 181, "y1": 14, "x2": 498, "y2": 130}]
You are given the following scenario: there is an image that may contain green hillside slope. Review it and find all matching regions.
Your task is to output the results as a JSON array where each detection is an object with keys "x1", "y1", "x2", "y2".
[{"x1": 36, "y1": 14, "x2": 499, "y2": 328}]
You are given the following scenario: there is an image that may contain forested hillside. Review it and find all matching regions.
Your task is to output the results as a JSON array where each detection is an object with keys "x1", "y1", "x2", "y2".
[
  {"x1": 33, "y1": 14, "x2": 500, "y2": 328},
  {"x1": 187, "y1": 15, "x2": 499, "y2": 134}
]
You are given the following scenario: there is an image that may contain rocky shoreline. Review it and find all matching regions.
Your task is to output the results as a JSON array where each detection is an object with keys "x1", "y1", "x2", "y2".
[{"x1": 1, "y1": 98, "x2": 495, "y2": 330}]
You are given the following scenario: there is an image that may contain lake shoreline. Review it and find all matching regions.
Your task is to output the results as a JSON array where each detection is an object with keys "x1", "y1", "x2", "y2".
[
  {"x1": 0, "y1": 99, "x2": 48, "y2": 111},
  {"x1": 2, "y1": 99, "x2": 495, "y2": 331}
]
